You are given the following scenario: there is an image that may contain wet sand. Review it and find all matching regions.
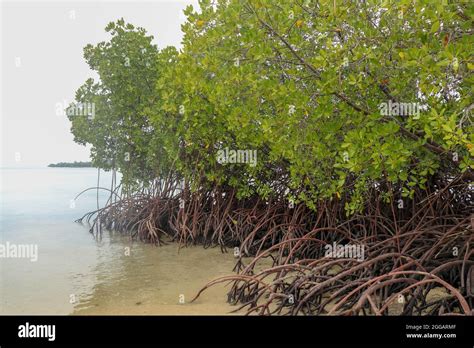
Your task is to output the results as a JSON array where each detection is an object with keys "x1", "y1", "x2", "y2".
[{"x1": 72, "y1": 238, "x2": 241, "y2": 315}]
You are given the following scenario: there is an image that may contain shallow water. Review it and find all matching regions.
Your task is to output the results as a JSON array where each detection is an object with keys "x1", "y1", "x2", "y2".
[
  {"x1": 73, "y1": 235, "x2": 238, "y2": 315},
  {"x1": 0, "y1": 168, "x2": 236, "y2": 314}
]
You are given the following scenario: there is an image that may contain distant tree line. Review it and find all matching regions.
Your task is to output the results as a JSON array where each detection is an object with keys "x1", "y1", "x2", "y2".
[{"x1": 48, "y1": 161, "x2": 93, "y2": 168}]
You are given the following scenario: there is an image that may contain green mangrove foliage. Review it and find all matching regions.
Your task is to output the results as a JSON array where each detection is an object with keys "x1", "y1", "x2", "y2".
[
  {"x1": 68, "y1": 19, "x2": 161, "y2": 188},
  {"x1": 68, "y1": 0, "x2": 473, "y2": 213}
]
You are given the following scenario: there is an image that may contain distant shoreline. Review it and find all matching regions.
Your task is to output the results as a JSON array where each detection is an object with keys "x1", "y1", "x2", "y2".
[{"x1": 48, "y1": 161, "x2": 93, "y2": 168}]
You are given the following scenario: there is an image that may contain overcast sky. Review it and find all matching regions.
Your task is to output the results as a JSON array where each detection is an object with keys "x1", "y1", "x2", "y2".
[{"x1": 1, "y1": 0, "x2": 197, "y2": 167}]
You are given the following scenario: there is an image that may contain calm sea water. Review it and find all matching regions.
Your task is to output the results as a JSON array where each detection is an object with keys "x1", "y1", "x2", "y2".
[
  {"x1": 0, "y1": 167, "x2": 236, "y2": 314},
  {"x1": 0, "y1": 167, "x2": 116, "y2": 314}
]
